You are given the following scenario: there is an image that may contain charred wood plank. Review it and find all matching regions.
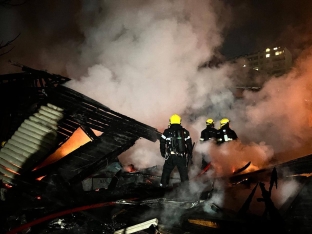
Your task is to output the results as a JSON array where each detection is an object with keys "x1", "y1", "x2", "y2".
[
  {"x1": 68, "y1": 138, "x2": 137, "y2": 185},
  {"x1": 79, "y1": 124, "x2": 98, "y2": 141},
  {"x1": 51, "y1": 91, "x2": 152, "y2": 135},
  {"x1": 47, "y1": 86, "x2": 161, "y2": 142},
  {"x1": 85, "y1": 120, "x2": 139, "y2": 140},
  {"x1": 72, "y1": 113, "x2": 98, "y2": 141},
  {"x1": 28, "y1": 133, "x2": 129, "y2": 180},
  {"x1": 58, "y1": 120, "x2": 79, "y2": 133}
]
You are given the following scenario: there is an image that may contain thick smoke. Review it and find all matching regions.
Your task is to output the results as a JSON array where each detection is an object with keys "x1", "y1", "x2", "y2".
[
  {"x1": 67, "y1": 0, "x2": 228, "y2": 125},
  {"x1": 63, "y1": 0, "x2": 312, "y2": 174},
  {"x1": 232, "y1": 52, "x2": 312, "y2": 157},
  {"x1": 65, "y1": 0, "x2": 238, "y2": 169}
]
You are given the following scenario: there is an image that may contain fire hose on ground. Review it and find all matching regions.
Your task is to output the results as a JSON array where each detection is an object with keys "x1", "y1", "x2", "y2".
[{"x1": 6, "y1": 198, "x2": 138, "y2": 234}]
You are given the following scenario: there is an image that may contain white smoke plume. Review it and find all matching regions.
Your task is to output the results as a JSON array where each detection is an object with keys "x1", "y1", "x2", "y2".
[
  {"x1": 67, "y1": 0, "x2": 228, "y2": 125},
  {"x1": 65, "y1": 0, "x2": 237, "y2": 169},
  {"x1": 232, "y1": 51, "x2": 312, "y2": 158}
]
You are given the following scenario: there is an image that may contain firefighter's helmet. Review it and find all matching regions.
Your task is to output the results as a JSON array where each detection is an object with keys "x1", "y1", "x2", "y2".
[
  {"x1": 206, "y1": 118, "x2": 214, "y2": 125},
  {"x1": 220, "y1": 118, "x2": 230, "y2": 128},
  {"x1": 169, "y1": 114, "x2": 181, "y2": 124}
]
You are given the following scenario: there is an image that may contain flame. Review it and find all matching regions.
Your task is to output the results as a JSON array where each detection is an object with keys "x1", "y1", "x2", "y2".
[
  {"x1": 36, "y1": 176, "x2": 45, "y2": 181},
  {"x1": 231, "y1": 162, "x2": 260, "y2": 175},
  {"x1": 244, "y1": 163, "x2": 260, "y2": 173},
  {"x1": 4, "y1": 183, "x2": 12, "y2": 188},
  {"x1": 124, "y1": 164, "x2": 138, "y2": 173}
]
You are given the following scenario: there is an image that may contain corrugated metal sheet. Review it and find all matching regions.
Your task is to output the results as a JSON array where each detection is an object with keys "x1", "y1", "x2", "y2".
[{"x1": 0, "y1": 103, "x2": 64, "y2": 183}]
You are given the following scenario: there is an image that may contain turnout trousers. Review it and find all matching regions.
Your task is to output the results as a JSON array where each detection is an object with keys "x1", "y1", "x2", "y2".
[{"x1": 160, "y1": 154, "x2": 189, "y2": 187}]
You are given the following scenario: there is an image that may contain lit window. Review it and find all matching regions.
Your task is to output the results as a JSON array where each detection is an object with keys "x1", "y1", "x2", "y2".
[
  {"x1": 273, "y1": 47, "x2": 278, "y2": 50},
  {"x1": 243, "y1": 64, "x2": 246, "y2": 67},
  {"x1": 266, "y1": 54, "x2": 270, "y2": 58},
  {"x1": 266, "y1": 48, "x2": 270, "y2": 52},
  {"x1": 275, "y1": 51, "x2": 280, "y2": 56},
  {"x1": 254, "y1": 67, "x2": 259, "y2": 71}
]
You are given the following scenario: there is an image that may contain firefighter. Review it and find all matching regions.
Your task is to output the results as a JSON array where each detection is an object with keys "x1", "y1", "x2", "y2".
[
  {"x1": 200, "y1": 118, "x2": 217, "y2": 169},
  {"x1": 160, "y1": 114, "x2": 193, "y2": 187},
  {"x1": 216, "y1": 118, "x2": 238, "y2": 144}
]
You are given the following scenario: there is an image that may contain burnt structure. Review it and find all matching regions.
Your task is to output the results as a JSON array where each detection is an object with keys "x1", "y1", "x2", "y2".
[
  {"x1": 0, "y1": 62, "x2": 70, "y2": 144},
  {"x1": 1, "y1": 65, "x2": 312, "y2": 234}
]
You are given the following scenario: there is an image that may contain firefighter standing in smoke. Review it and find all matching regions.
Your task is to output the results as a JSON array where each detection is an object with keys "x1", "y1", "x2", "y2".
[
  {"x1": 216, "y1": 118, "x2": 238, "y2": 144},
  {"x1": 200, "y1": 118, "x2": 217, "y2": 169},
  {"x1": 160, "y1": 114, "x2": 193, "y2": 187}
]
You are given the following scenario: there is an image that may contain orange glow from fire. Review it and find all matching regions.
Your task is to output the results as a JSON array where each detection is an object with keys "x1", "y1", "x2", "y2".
[
  {"x1": 36, "y1": 176, "x2": 45, "y2": 181},
  {"x1": 5, "y1": 167, "x2": 20, "y2": 175},
  {"x1": 244, "y1": 163, "x2": 260, "y2": 173},
  {"x1": 232, "y1": 167, "x2": 235, "y2": 173},
  {"x1": 4, "y1": 183, "x2": 12, "y2": 189},
  {"x1": 124, "y1": 164, "x2": 138, "y2": 173},
  {"x1": 231, "y1": 162, "x2": 259, "y2": 175},
  {"x1": 35, "y1": 127, "x2": 102, "y2": 169}
]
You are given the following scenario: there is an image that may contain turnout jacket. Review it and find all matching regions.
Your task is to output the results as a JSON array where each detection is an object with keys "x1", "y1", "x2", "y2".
[
  {"x1": 160, "y1": 124, "x2": 193, "y2": 157},
  {"x1": 200, "y1": 126, "x2": 217, "y2": 142},
  {"x1": 216, "y1": 126, "x2": 238, "y2": 144}
]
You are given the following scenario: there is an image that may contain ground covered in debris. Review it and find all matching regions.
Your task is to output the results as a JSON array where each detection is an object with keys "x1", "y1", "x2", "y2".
[{"x1": 1, "y1": 159, "x2": 309, "y2": 234}]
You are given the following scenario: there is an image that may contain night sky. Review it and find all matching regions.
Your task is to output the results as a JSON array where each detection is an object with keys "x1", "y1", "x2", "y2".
[
  {"x1": 0, "y1": 0, "x2": 311, "y2": 73},
  {"x1": 220, "y1": 0, "x2": 312, "y2": 59}
]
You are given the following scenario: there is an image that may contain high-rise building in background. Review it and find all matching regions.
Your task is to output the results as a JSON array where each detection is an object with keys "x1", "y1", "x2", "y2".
[
  {"x1": 232, "y1": 47, "x2": 293, "y2": 77},
  {"x1": 229, "y1": 47, "x2": 293, "y2": 98}
]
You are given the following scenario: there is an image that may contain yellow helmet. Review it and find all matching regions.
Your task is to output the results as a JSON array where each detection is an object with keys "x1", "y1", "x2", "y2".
[
  {"x1": 169, "y1": 114, "x2": 181, "y2": 124},
  {"x1": 220, "y1": 118, "x2": 230, "y2": 128},
  {"x1": 206, "y1": 118, "x2": 214, "y2": 125}
]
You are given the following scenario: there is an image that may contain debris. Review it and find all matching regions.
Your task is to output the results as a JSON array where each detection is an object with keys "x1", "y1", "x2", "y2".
[
  {"x1": 114, "y1": 218, "x2": 158, "y2": 234},
  {"x1": 188, "y1": 219, "x2": 219, "y2": 228},
  {"x1": 233, "y1": 161, "x2": 251, "y2": 175}
]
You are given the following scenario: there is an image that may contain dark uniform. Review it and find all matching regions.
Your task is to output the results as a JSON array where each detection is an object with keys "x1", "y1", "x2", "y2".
[
  {"x1": 160, "y1": 124, "x2": 193, "y2": 187},
  {"x1": 216, "y1": 123, "x2": 238, "y2": 145},
  {"x1": 200, "y1": 126, "x2": 217, "y2": 142},
  {"x1": 200, "y1": 125, "x2": 217, "y2": 169}
]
